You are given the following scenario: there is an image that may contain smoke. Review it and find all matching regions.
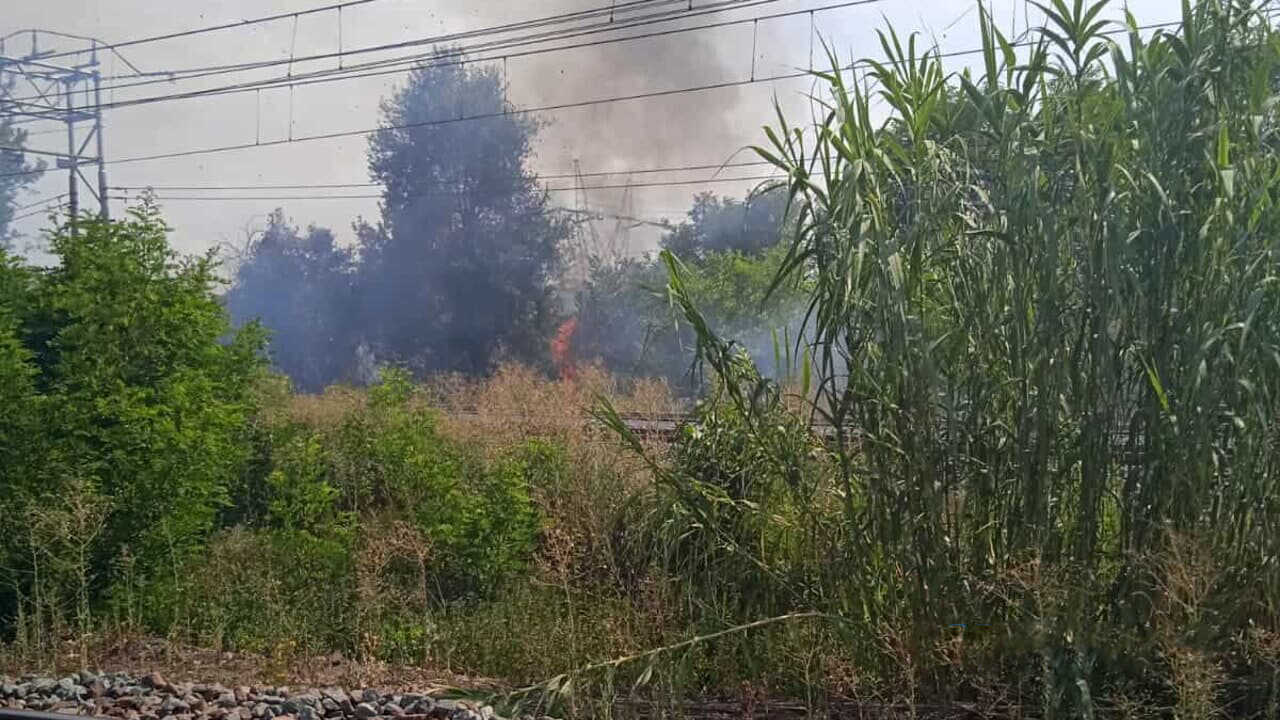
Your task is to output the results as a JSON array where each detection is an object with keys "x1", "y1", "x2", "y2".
[{"x1": 518, "y1": 26, "x2": 747, "y2": 171}]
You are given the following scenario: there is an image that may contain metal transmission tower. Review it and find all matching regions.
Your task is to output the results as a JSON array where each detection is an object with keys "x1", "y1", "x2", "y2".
[
  {"x1": 555, "y1": 159, "x2": 600, "y2": 307},
  {"x1": 0, "y1": 30, "x2": 116, "y2": 223}
]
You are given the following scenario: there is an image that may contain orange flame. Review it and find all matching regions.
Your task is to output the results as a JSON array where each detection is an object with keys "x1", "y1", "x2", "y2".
[{"x1": 551, "y1": 316, "x2": 579, "y2": 383}]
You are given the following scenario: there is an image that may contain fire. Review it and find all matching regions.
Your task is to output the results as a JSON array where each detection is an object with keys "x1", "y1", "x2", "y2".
[{"x1": 550, "y1": 316, "x2": 578, "y2": 382}]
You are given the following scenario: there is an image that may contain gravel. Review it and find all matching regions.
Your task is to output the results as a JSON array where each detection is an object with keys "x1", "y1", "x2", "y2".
[{"x1": 0, "y1": 672, "x2": 508, "y2": 720}]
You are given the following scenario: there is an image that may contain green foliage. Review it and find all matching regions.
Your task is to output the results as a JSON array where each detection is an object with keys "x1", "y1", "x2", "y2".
[
  {"x1": 267, "y1": 433, "x2": 343, "y2": 534},
  {"x1": 595, "y1": 0, "x2": 1280, "y2": 714},
  {"x1": 141, "y1": 527, "x2": 355, "y2": 655},
  {"x1": 660, "y1": 188, "x2": 788, "y2": 261},
  {"x1": 0, "y1": 205, "x2": 267, "y2": 637},
  {"x1": 575, "y1": 242, "x2": 807, "y2": 385}
]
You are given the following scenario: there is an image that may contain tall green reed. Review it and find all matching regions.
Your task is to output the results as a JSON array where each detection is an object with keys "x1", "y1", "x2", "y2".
[{"x1": 602, "y1": 0, "x2": 1280, "y2": 713}]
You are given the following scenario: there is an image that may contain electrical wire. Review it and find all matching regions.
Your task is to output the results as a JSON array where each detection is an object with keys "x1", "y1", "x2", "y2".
[
  {"x1": 13, "y1": 0, "x2": 734, "y2": 105},
  {"x1": 32, "y1": 0, "x2": 390, "y2": 63},
  {"x1": 10, "y1": 201, "x2": 68, "y2": 223},
  {"x1": 0, "y1": 14, "x2": 1191, "y2": 181},
  {"x1": 10, "y1": 192, "x2": 67, "y2": 213},
  {"x1": 100, "y1": 0, "x2": 689, "y2": 82},
  {"x1": 112, "y1": 173, "x2": 780, "y2": 202},
  {"x1": 111, "y1": 159, "x2": 776, "y2": 192}
]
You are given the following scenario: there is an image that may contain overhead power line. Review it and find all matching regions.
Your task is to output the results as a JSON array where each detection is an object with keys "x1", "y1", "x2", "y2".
[
  {"x1": 33, "y1": 0, "x2": 389, "y2": 63},
  {"x1": 17, "y1": 0, "x2": 785, "y2": 110},
  {"x1": 111, "y1": 159, "x2": 776, "y2": 191},
  {"x1": 101, "y1": 0, "x2": 689, "y2": 82},
  {"x1": 13, "y1": 0, "x2": 732, "y2": 106},
  {"x1": 11, "y1": 192, "x2": 68, "y2": 213},
  {"x1": 113, "y1": 173, "x2": 780, "y2": 201},
  {"x1": 11, "y1": 200, "x2": 68, "y2": 223},
  {"x1": 0, "y1": 15, "x2": 1188, "y2": 181}
]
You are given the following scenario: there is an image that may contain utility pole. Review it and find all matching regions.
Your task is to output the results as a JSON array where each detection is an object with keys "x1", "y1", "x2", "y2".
[
  {"x1": 64, "y1": 76, "x2": 78, "y2": 225},
  {"x1": 0, "y1": 30, "x2": 116, "y2": 226}
]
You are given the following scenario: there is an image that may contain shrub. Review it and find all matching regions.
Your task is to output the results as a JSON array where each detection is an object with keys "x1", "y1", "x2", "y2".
[
  {"x1": 0, "y1": 205, "x2": 267, "y2": 642},
  {"x1": 140, "y1": 527, "x2": 355, "y2": 655}
]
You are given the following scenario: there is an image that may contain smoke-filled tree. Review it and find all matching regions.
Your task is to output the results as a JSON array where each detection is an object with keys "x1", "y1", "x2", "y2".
[
  {"x1": 660, "y1": 187, "x2": 786, "y2": 261},
  {"x1": 575, "y1": 186, "x2": 804, "y2": 385},
  {"x1": 357, "y1": 53, "x2": 568, "y2": 375},
  {"x1": 226, "y1": 209, "x2": 357, "y2": 391}
]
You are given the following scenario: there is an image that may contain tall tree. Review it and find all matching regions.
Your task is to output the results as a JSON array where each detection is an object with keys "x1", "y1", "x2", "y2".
[
  {"x1": 226, "y1": 209, "x2": 356, "y2": 391},
  {"x1": 357, "y1": 52, "x2": 567, "y2": 375}
]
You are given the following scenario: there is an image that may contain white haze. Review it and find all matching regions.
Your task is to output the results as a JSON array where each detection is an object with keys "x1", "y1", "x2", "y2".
[{"x1": 5, "y1": 0, "x2": 1181, "y2": 260}]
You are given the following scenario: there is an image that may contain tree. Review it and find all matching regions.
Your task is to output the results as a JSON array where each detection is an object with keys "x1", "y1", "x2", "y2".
[
  {"x1": 0, "y1": 203, "x2": 266, "y2": 606},
  {"x1": 226, "y1": 209, "x2": 357, "y2": 391},
  {"x1": 574, "y1": 186, "x2": 802, "y2": 385},
  {"x1": 660, "y1": 187, "x2": 787, "y2": 261},
  {"x1": 356, "y1": 52, "x2": 568, "y2": 375}
]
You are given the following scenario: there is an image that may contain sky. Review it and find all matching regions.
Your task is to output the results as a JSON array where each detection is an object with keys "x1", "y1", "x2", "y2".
[{"x1": 3, "y1": 0, "x2": 1183, "y2": 261}]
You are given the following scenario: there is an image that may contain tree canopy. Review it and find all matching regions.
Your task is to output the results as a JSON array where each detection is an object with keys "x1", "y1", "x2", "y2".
[{"x1": 355, "y1": 55, "x2": 568, "y2": 375}]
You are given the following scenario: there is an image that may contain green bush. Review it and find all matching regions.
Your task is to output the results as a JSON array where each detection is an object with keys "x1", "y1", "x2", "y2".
[
  {"x1": 0, "y1": 205, "x2": 267, "y2": 639},
  {"x1": 126, "y1": 368, "x2": 550, "y2": 656},
  {"x1": 139, "y1": 527, "x2": 355, "y2": 655}
]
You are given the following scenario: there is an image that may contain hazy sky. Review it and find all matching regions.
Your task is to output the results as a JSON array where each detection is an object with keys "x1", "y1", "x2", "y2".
[{"x1": 4, "y1": 0, "x2": 1182, "y2": 259}]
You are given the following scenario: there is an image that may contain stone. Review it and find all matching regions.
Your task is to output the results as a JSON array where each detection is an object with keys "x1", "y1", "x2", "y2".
[
  {"x1": 89, "y1": 679, "x2": 108, "y2": 698},
  {"x1": 298, "y1": 705, "x2": 319, "y2": 720},
  {"x1": 321, "y1": 698, "x2": 340, "y2": 716},
  {"x1": 408, "y1": 698, "x2": 436, "y2": 716},
  {"x1": 216, "y1": 692, "x2": 238, "y2": 708},
  {"x1": 360, "y1": 689, "x2": 379, "y2": 704},
  {"x1": 320, "y1": 688, "x2": 349, "y2": 706},
  {"x1": 77, "y1": 671, "x2": 98, "y2": 686},
  {"x1": 384, "y1": 703, "x2": 405, "y2": 717},
  {"x1": 143, "y1": 672, "x2": 172, "y2": 694},
  {"x1": 252, "y1": 703, "x2": 269, "y2": 719},
  {"x1": 354, "y1": 702, "x2": 379, "y2": 719},
  {"x1": 188, "y1": 696, "x2": 206, "y2": 712},
  {"x1": 160, "y1": 696, "x2": 191, "y2": 715},
  {"x1": 235, "y1": 686, "x2": 252, "y2": 704},
  {"x1": 56, "y1": 676, "x2": 79, "y2": 697},
  {"x1": 32, "y1": 677, "x2": 57, "y2": 694},
  {"x1": 1, "y1": 681, "x2": 20, "y2": 698}
]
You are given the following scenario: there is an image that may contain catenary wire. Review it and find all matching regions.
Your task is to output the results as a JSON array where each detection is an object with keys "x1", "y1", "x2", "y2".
[
  {"x1": 111, "y1": 159, "x2": 776, "y2": 191},
  {"x1": 0, "y1": 15, "x2": 1192, "y2": 181},
  {"x1": 111, "y1": 173, "x2": 781, "y2": 202},
  {"x1": 12, "y1": 0, "x2": 751, "y2": 105}
]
